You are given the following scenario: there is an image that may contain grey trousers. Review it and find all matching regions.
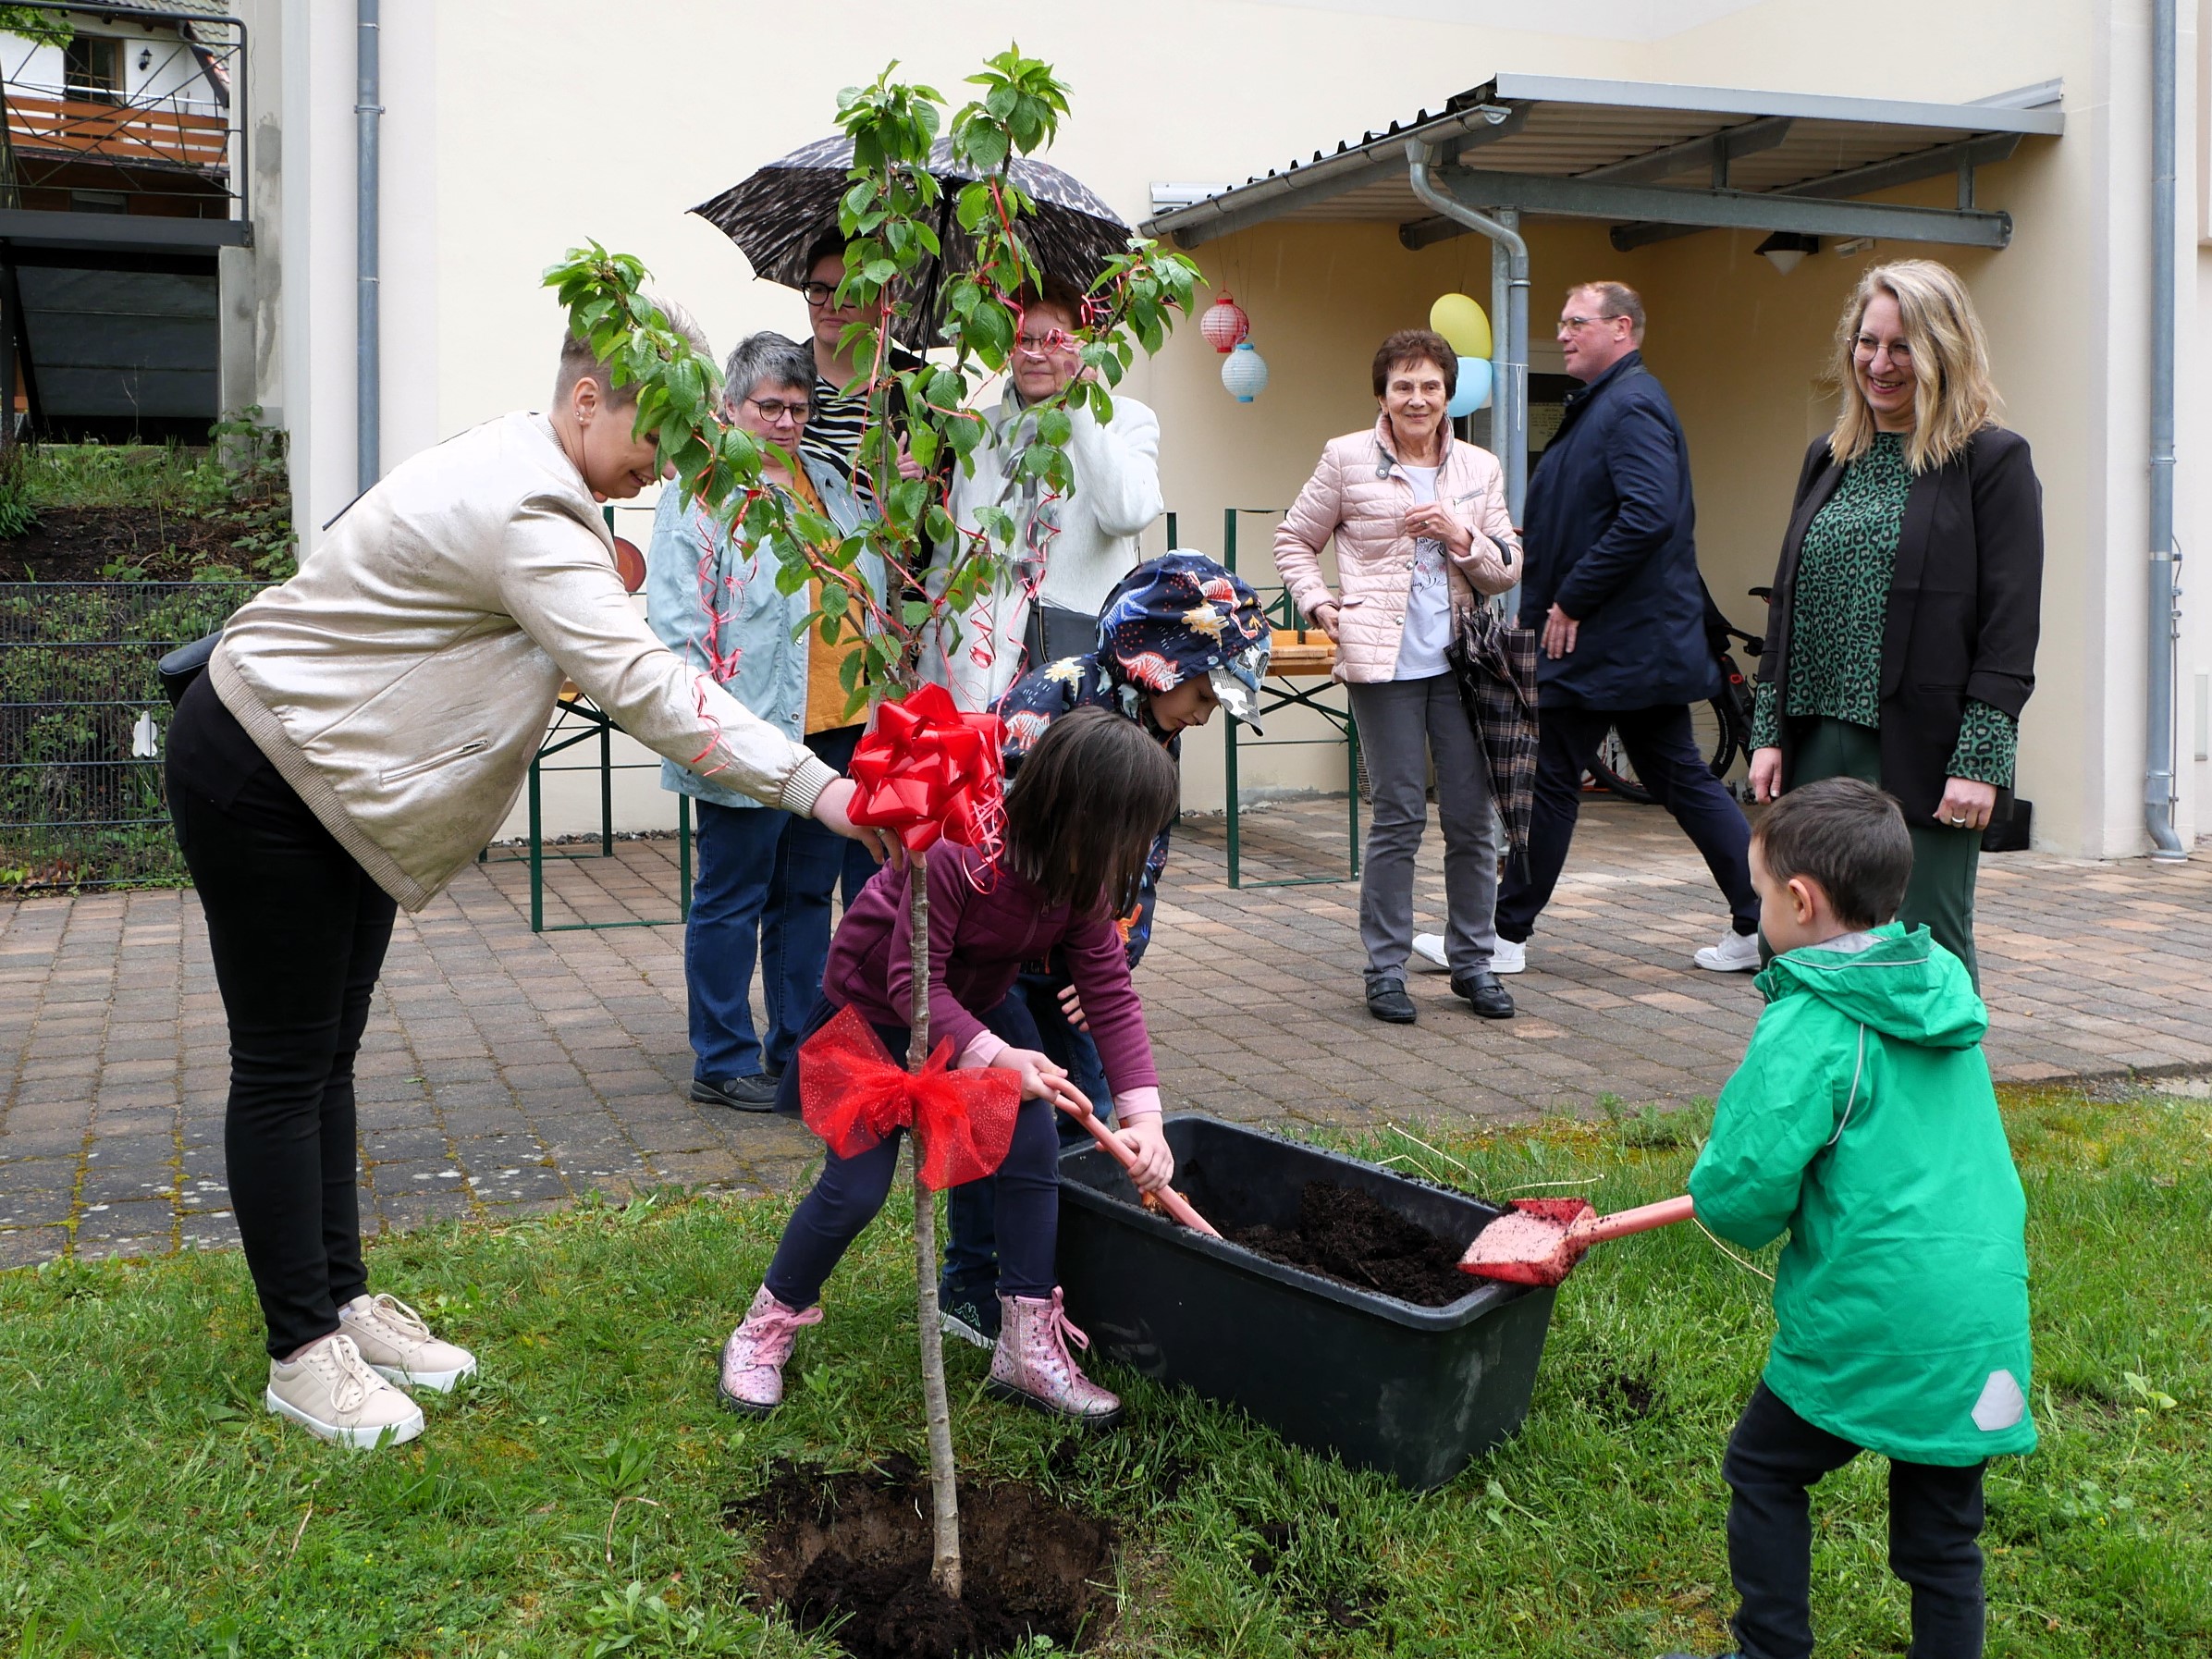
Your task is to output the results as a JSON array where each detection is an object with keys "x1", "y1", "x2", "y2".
[{"x1": 1346, "y1": 673, "x2": 1499, "y2": 981}]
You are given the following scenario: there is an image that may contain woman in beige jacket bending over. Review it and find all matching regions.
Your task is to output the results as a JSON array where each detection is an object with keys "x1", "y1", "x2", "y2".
[
  {"x1": 165, "y1": 313, "x2": 889, "y2": 1450},
  {"x1": 1273, "y1": 328, "x2": 1520, "y2": 1026}
]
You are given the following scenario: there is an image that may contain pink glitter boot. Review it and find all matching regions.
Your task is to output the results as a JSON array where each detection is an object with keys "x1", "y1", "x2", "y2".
[
  {"x1": 986, "y1": 1287, "x2": 1123, "y2": 1428},
  {"x1": 718, "y1": 1285, "x2": 822, "y2": 1415}
]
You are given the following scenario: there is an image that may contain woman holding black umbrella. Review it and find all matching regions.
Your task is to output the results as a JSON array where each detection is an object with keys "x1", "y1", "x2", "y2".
[{"x1": 793, "y1": 228, "x2": 923, "y2": 482}]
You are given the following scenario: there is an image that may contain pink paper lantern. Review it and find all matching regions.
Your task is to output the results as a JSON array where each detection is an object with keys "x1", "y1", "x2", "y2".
[{"x1": 1199, "y1": 293, "x2": 1251, "y2": 353}]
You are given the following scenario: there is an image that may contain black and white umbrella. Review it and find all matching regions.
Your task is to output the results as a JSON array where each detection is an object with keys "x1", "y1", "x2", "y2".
[{"x1": 692, "y1": 136, "x2": 1131, "y2": 346}]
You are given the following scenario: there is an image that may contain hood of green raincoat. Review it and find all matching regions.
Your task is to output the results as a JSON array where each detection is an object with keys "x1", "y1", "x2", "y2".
[{"x1": 1752, "y1": 922, "x2": 1986, "y2": 1051}]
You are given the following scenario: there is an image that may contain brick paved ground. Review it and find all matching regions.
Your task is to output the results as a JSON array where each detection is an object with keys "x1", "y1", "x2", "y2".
[{"x1": 3, "y1": 796, "x2": 2207, "y2": 1268}]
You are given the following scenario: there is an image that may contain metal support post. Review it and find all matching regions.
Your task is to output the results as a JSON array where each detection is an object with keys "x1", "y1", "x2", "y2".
[
  {"x1": 599, "y1": 717, "x2": 613, "y2": 855},
  {"x1": 678, "y1": 793, "x2": 693, "y2": 919},
  {"x1": 528, "y1": 757, "x2": 544, "y2": 933}
]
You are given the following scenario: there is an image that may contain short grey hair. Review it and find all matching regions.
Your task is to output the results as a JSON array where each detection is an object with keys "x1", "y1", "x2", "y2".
[{"x1": 723, "y1": 331, "x2": 817, "y2": 412}]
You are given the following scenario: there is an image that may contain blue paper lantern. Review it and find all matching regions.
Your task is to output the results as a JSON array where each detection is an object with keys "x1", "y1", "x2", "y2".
[
  {"x1": 1447, "y1": 357, "x2": 1493, "y2": 418},
  {"x1": 1222, "y1": 339, "x2": 1269, "y2": 402}
]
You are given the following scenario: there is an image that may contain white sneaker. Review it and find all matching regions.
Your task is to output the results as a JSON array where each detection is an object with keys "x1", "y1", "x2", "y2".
[
  {"x1": 338, "y1": 1293, "x2": 479, "y2": 1392},
  {"x1": 1693, "y1": 927, "x2": 1762, "y2": 973},
  {"x1": 265, "y1": 1333, "x2": 424, "y2": 1449},
  {"x1": 1490, "y1": 938, "x2": 1527, "y2": 975},
  {"x1": 1409, "y1": 933, "x2": 1452, "y2": 973}
]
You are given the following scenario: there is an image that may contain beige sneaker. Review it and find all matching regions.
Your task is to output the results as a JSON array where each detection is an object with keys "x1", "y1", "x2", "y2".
[
  {"x1": 338, "y1": 1293, "x2": 478, "y2": 1392},
  {"x1": 265, "y1": 1333, "x2": 424, "y2": 1448}
]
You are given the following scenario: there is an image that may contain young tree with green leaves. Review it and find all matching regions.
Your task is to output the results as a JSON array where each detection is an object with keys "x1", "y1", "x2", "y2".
[{"x1": 546, "y1": 49, "x2": 1196, "y2": 1595}]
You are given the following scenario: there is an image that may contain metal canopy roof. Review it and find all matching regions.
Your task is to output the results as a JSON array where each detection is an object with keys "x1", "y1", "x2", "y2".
[{"x1": 1142, "y1": 73, "x2": 2063, "y2": 253}]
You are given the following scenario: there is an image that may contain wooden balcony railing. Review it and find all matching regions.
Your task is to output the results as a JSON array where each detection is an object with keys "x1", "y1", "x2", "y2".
[{"x1": 5, "y1": 91, "x2": 229, "y2": 172}]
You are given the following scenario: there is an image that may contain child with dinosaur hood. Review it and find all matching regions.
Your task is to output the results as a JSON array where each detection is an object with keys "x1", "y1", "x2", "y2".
[
  {"x1": 1668, "y1": 777, "x2": 2034, "y2": 1659},
  {"x1": 937, "y1": 552, "x2": 1271, "y2": 1346}
]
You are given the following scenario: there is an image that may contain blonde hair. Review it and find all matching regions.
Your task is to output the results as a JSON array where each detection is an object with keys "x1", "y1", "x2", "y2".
[
  {"x1": 1828, "y1": 260, "x2": 2001, "y2": 473},
  {"x1": 554, "y1": 293, "x2": 711, "y2": 410}
]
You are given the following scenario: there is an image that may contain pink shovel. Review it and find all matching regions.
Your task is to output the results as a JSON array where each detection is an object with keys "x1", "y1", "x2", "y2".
[
  {"x1": 1458, "y1": 1195, "x2": 1696, "y2": 1286},
  {"x1": 1050, "y1": 1084, "x2": 1221, "y2": 1238}
]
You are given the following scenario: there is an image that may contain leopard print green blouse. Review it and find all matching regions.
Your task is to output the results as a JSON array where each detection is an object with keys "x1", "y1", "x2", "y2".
[{"x1": 1750, "y1": 432, "x2": 2017, "y2": 787}]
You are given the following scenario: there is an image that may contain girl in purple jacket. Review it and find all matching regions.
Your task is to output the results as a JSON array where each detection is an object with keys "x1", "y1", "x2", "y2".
[{"x1": 719, "y1": 709, "x2": 1181, "y2": 1427}]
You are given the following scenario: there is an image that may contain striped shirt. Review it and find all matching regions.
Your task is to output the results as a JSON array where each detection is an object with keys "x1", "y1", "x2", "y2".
[{"x1": 798, "y1": 373, "x2": 866, "y2": 477}]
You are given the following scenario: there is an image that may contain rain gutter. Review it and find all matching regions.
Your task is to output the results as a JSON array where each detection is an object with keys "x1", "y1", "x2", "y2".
[
  {"x1": 2147, "y1": 0, "x2": 2186, "y2": 858},
  {"x1": 357, "y1": 0, "x2": 382, "y2": 492},
  {"x1": 1407, "y1": 141, "x2": 1529, "y2": 528}
]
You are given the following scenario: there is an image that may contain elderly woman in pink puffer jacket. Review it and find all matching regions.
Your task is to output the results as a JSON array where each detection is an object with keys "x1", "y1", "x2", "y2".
[{"x1": 1273, "y1": 328, "x2": 1522, "y2": 1026}]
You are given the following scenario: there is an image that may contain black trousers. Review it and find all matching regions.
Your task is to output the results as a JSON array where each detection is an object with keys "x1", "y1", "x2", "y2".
[
  {"x1": 1493, "y1": 701, "x2": 1757, "y2": 943},
  {"x1": 166, "y1": 677, "x2": 398, "y2": 1359},
  {"x1": 1724, "y1": 1382, "x2": 1988, "y2": 1659},
  {"x1": 763, "y1": 994, "x2": 1063, "y2": 1309}
]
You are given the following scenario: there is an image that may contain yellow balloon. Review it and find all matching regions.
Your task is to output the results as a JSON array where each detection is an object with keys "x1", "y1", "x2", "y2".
[{"x1": 1429, "y1": 292, "x2": 1493, "y2": 361}]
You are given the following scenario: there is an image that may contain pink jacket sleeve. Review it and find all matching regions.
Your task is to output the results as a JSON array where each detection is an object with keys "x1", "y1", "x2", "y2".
[
  {"x1": 1450, "y1": 458, "x2": 1523, "y2": 596},
  {"x1": 1272, "y1": 442, "x2": 1346, "y2": 619}
]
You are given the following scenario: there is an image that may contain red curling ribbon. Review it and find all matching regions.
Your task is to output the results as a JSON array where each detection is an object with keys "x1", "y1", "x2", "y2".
[
  {"x1": 846, "y1": 682, "x2": 1006, "y2": 854},
  {"x1": 798, "y1": 1004, "x2": 1022, "y2": 1189}
]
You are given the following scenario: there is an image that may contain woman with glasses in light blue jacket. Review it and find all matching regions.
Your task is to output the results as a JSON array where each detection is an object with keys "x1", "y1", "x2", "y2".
[{"x1": 647, "y1": 331, "x2": 886, "y2": 1112}]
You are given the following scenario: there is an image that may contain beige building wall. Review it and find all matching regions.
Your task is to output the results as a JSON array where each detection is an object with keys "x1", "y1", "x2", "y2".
[{"x1": 264, "y1": 0, "x2": 2203, "y2": 859}]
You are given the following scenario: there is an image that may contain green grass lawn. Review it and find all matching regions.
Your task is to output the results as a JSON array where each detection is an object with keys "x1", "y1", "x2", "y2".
[
  {"x1": 2, "y1": 1088, "x2": 2205, "y2": 1657},
  {"x1": 8, "y1": 443, "x2": 217, "y2": 513}
]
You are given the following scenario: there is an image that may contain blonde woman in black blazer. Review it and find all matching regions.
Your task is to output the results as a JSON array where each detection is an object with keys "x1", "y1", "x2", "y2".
[{"x1": 1746, "y1": 261, "x2": 2043, "y2": 986}]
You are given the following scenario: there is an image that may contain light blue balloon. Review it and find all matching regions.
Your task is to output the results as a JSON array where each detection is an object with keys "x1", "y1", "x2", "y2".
[{"x1": 1447, "y1": 357, "x2": 1493, "y2": 418}]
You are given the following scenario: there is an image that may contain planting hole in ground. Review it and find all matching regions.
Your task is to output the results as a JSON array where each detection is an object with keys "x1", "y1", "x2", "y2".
[
  {"x1": 1228, "y1": 1180, "x2": 1475, "y2": 1306},
  {"x1": 1239, "y1": 1507, "x2": 1384, "y2": 1631},
  {"x1": 1586, "y1": 1367, "x2": 1661, "y2": 1421},
  {"x1": 728, "y1": 1456, "x2": 1116, "y2": 1657}
]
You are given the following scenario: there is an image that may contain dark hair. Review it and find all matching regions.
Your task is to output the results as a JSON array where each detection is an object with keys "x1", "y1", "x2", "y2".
[
  {"x1": 1567, "y1": 279, "x2": 1646, "y2": 342},
  {"x1": 1002, "y1": 707, "x2": 1178, "y2": 917},
  {"x1": 1371, "y1": 328, "x2": 1457, "y2": 398},
  {"x1": 1753, "y1": 778, "x2": 1913, "y2": 930},
  {"x1": 801, "y1": 228, "x2": 850, "y2": 279}
]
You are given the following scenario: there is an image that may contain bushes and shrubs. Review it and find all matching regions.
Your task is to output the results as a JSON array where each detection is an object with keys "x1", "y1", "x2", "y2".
[{"x1": 0, "y1": 415, "x2": 291, "y2": 891}]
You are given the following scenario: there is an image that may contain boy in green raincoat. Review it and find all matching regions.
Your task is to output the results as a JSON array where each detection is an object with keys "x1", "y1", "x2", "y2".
[{"x1": 1667, "y1": 778, "x2": 2034, "y2": 1659}]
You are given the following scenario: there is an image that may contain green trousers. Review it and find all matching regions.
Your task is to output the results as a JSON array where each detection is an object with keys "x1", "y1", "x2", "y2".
[{"x1": 1778, "y1": 718, "x2": 1984, "y2": 987}]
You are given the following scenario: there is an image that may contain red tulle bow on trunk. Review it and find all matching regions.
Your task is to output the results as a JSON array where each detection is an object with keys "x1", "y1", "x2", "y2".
[
  {"x1": 847, "y1": 682, "x2": 1005, "y2": 854},
  {"x1": 798, "y1": 1005, "x2": 1021, "y2": 1189}
]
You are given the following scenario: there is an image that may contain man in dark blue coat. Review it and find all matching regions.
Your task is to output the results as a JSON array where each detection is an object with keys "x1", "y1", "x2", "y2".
[{"x1": 1489, "y1": 282, "x2": 1758, "y2": 974}]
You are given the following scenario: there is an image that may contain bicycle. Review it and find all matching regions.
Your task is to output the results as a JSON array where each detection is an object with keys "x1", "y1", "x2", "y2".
[{"x1": 1586, "y1": 588, "x2": 1768, "y2": 804}]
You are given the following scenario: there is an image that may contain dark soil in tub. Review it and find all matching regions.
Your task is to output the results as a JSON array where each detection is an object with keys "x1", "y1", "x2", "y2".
[
  {"x1": 1228, "y1": 1180, "x2": 1474, "y2": 1307},
  {"x1": 728, "y1": 1456, "x2": 1117, "y2": 1658}
]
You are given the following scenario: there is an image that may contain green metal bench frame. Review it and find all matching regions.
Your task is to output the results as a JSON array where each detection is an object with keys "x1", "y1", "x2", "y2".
[{"x1": 1168, "y1": 507, "x2": 1361, "y2": 890}]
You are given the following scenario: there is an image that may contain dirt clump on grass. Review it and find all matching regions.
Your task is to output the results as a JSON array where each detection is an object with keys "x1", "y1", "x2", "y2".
[
  {"x1": 1229, "y1": 1180, "x2": 1475, "y2": 1307},
  {"x1": 729, "y1": 1456, "x2": 1117, "y2": 1657}
]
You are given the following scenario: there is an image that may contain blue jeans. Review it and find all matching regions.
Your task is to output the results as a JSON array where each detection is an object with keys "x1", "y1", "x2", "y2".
[
  {"x1": 685, "y1": 726, "x2": 879, "y2": 1080},
  {"x1": 940, "y1": 964, "x2": 1109, "y2": 1296}
]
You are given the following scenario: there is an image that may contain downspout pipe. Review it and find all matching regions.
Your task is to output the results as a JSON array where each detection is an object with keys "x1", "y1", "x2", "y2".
[
  {"x1": 2147, "y1": 0, "x2": 2186, "y2": 858},
  {"x1": 356, "y1": 0, "x2": 382, "y2": 493},
  {"x1": 1407, "y1": 141, "x2": 1529, "y2": 523}
]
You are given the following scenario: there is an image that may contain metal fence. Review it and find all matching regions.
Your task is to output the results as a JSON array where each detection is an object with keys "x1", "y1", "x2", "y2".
[{"x1": 0, "y1": 581, "x2": 263, "y2": 891}]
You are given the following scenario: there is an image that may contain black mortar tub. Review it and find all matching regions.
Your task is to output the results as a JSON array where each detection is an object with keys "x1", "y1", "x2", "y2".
[{"x1": 1055, "y1": 1116, "x2": 1556, "y2": 1490}]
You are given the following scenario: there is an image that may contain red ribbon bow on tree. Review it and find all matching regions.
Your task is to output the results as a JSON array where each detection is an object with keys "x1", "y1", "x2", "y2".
[
  {"x1": 847, "y1": 682, "x2": 1006, "y2": 854},
  {"x1": 798, "y1": 1005, "x2": 1022, "y2": 1189}
]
